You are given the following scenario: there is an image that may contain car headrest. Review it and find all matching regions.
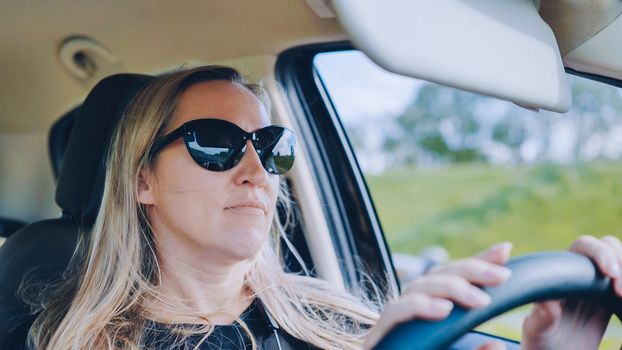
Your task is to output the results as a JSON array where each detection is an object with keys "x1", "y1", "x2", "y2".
[
  {"x1": 55, "y1": 74, "x2": 154, "y2": 224},
  {"x1": 48, "y1": 107, "x2": 79, "y2": 179}
]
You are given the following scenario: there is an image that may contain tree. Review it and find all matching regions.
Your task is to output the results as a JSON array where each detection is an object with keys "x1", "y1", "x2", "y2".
[
  {"x1": 492, "y1": 108, "x2": 527, "y2": 164},
  {"x1": 386, "y1": 84, "x2": 485, "y2": 166}
]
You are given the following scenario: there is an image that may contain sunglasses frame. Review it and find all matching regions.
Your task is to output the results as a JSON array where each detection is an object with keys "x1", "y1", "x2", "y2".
[{"x1": 149, "y1": 118, "x2": 296, "y2": 174}]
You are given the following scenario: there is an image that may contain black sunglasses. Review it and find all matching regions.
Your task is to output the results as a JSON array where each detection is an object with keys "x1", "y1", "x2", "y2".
[{"x1": 150, "y1": 118, "x2": 296, "y2": 175}]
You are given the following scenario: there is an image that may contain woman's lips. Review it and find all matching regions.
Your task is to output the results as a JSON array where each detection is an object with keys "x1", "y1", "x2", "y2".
[
  {"x1": 224, "y1": 200, "x2": 267, "y2": 215},
  {"x1": 225, "y1": 206, "x2": 265, "y2": 215}
]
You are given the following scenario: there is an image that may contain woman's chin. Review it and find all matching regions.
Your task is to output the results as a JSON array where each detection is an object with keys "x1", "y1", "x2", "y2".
[{"x1": 220, "y1": 228, "x2": 267, "y2": 260}]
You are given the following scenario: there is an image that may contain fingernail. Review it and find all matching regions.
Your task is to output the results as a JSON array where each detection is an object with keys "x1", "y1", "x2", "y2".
[
  {"x1": 470, "y1": 289, "x2": 492, "y2": 306},
  {"x1": 486, "y1": 266, "x2": 512, "y2": 281},
  {"x1": 494, "y1": 242, "x2": 514, "y2": 249},
  {"x1": 610, "y1": 262, "x2": 621, "y2": 277},
  {"x1": 492, "y1": 242, "x2": 513, "y2": 251},
  {"x1": 432, "y1": 299, "x2": 454, "y2": 312}
]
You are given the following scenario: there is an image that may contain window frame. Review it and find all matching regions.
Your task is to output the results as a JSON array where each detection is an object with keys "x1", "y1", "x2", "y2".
[{"x1": 276, "y1": 41, "x2": 400, "y2": 295}]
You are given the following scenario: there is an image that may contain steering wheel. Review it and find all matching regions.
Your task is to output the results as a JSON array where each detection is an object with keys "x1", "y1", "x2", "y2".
[{"x1": 375, "y1": 251, "x2": 622, "y2": 349}]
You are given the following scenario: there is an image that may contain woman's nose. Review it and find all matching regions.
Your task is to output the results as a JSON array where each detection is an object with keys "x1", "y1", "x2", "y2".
[{"x1": 233, "y1": 140, "x2": 269, "y2": 186}]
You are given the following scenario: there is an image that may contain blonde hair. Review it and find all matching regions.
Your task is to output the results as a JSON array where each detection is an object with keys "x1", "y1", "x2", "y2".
[{"x1": 28, "y1": 66, "x2": 385, "y2": 350}]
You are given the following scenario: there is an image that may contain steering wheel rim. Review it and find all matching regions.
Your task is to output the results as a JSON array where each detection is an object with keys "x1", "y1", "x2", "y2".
[{"x1": 375, "y1": 251, "x2": 622, "y2": 350}]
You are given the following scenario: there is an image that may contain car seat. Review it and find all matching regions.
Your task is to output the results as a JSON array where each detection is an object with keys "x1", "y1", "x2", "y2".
[
  {"x1": 0, "y1": 74, "x2": 153, "y2": 349},
  {"x1": 0, "y1": 106, "x2": 79, "y2": 239}
]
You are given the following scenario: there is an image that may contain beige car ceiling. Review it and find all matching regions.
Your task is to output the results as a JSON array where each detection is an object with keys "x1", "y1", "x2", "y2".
[
  {"x1": 1, "y1": 0, "x2": 621, "y2": 133},
  {"x1": 0, "y1": 0, "x2": 346, "y2": 134}
]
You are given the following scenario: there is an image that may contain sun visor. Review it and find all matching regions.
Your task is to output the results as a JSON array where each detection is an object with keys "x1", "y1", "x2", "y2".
[
  {"x1": 540, "y1": 0, "x2": 622, "y2": 81},
  {"x1": 331, "y1": 0, "x2": 571, "y2": 113},
  {"x1": 540, "y1": 0, "x2": 622, "y2": 55}
]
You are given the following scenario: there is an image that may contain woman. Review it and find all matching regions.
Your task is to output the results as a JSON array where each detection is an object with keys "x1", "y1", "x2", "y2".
[{"x1": 28, "y1": 66, "x2": 622, "y2": 349}]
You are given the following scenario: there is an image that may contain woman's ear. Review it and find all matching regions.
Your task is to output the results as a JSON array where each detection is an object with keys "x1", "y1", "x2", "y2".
[{"x1": 137, "y1": 168, "x2": 156, "y2": 205}]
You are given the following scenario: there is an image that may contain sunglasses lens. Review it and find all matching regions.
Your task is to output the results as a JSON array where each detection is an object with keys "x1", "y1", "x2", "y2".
[
  {"x1": 185, "y1": 120, "x2": 244, "y2": 171},
  {"x1": 183, "y1": 120, "x2": 295, "y2": 174},
  {"x1": 255, "y1": 127, "x2": 296, "y2": 175}
]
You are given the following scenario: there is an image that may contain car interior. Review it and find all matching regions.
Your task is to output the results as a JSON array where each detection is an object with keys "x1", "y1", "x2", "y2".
[
  {"x1": 0, "y1": 72, "x2": 317, "y2": 347},
  {"x1": 1, "y1": 1, "x2": 622, "y2": 349}
]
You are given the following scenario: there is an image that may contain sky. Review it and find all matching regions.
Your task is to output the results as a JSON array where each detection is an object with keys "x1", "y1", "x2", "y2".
[{"x1": 314, "y1": 51, "x2": 424, "y2": 122}]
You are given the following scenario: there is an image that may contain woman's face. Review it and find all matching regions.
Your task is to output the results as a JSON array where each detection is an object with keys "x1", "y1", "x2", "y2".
[{"x1": 138, "y1": 81, "x2": 280, "y2": 266}]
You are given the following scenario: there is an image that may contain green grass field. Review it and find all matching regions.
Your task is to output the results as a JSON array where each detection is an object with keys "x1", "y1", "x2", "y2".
[{"x1": 365, "y1": 162, "x2": 622, "y2": 349}]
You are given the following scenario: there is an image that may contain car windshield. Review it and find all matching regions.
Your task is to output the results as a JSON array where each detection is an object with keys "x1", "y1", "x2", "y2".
[{"x1": 314, "y1": 49, "x2": 622, "y2": 348}]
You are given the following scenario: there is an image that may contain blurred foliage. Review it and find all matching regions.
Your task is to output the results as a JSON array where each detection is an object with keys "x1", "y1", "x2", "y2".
[
  {"x1": 354, "y1": 75, "x2": 622, "y2": 168},
  {"x1": 384, "y1": 85, "x2": 485, "y2": 165},
  {"x1": 366, "y1": 162, "x2": 622, "y2": 257}
]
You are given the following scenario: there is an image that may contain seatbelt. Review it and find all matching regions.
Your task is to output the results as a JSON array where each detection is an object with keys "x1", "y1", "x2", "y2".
[{"x1": 256, "y1": 299, "x2": 284, "y2": 350}]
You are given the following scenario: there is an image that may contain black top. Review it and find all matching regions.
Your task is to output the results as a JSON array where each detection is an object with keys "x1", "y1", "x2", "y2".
[{"x1": 142, "y1": 299, "x2": 318, "y2": 350}]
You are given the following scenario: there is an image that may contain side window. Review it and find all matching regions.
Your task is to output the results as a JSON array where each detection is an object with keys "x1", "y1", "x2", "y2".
[{"x1": 314, "y1": 50, "x2": 622, "y2": 347}]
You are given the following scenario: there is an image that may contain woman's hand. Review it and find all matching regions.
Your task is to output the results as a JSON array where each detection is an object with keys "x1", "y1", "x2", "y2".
[
  {"x1": 521, "y1": 235, "x2": 622, "y2": 350},
  {"x1": 363, "y1": 243, "x2": 514, "y2": 350}
]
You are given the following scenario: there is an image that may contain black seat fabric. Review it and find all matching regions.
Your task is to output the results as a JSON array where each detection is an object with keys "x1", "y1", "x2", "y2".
[
  {"x1": 0, "y1": 218, "x2": 27, "y2": 238},
  {"x1": 48, "y1": 107, "x2": 79, "y2": 180},
  {"x1": 0, "y1": 74, "x2": 153, "y2": 349},
  {"x1": 0, "y1": 219, "x2": 79, "y2": 347}
]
